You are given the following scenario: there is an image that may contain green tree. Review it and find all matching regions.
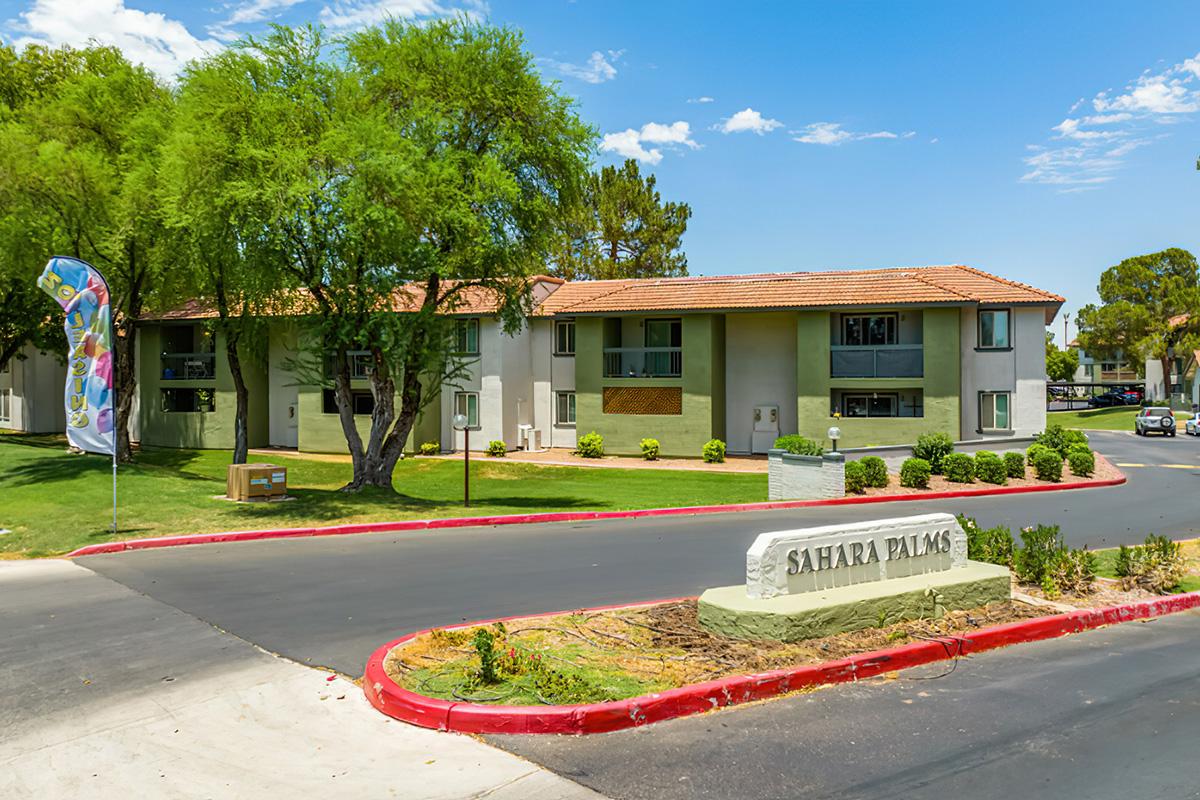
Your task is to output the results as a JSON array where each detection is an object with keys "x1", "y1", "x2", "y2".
[
  {"x1": 552, "y1": 159, "x2": 691, "y2": 280},
  {"x1": 0, "y1": 43, "x2": 173, "y2": 460},
  {"x1": 1076, "y1": 248, "x2": 1200, "y2": 393},
  {"x1": 1045, "y1": 332, "x2": 1080, "y2": 382}
]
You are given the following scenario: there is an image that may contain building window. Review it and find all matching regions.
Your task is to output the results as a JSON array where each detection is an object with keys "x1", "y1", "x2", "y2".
[
  {"x1": 842, "y1": 314, "x2": 897, "y2": 347},
  {"x1": 348, "y1": 351, "x2": 373, "y2": 380},
  {"x1": 454, "y1": 391, "x2": 479, "y2": 428},
  {"x1": 322, "y1": 389, "x2": 375, "y2": 415},
  {"x1": 455, "y1": 319, "x2": 480, "y2": 355},
  {"x1": 978, "y1": 309, "x2": 1010, "y2": 349},
  {"x1": 0, "y1": 387, "x2": 10, "y2": 424},
  {"x1": 980, "y1": 392, "x2": 1010, "y2": 431},
  {"x1": 556, "y1": 391, "x2": 576, "y2": 425},
  {"x1": 1101, "y1": 362, "x2": 1116, "y2": 372},
  {"x1": 841, "y1": 393, "x2": 899, "y2": 418},
  {"x1": 554, "y1": 319, "x2": 575, "y2": 355},
  {"x1": 161, "y1": 388, "x2": 215, "y2": 413},
  {"x1": 644, "y1": 318, "x2": 682, "y2": 348}
]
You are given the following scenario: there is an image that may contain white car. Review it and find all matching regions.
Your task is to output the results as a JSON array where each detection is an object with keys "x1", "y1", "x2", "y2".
[
  {"x1": 1187, "y1": 415, "x2": 1200, "y2": 436},
  {"x1": 1135, "y1": 406, "x2": 1177, "y2": 437}
]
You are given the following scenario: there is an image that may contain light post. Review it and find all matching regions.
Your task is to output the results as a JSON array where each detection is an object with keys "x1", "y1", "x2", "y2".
[
  {"x1": 453, "y1": 413, "x2": 470, "y2": 507},
  {"x1": 827, "y1": 425, "x2": 842, "y2": 454}
]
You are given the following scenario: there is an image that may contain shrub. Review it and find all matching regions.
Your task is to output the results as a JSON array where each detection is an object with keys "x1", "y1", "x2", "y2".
[
  {"x1": 1032, "y1": 448, "x2": 1063, "y2": 482},
  {"x1": 575, "y1": 431, "x2": 604, "y2": 458},
  {"x1": 973, "y1": 450, "x2": 1007, "y2": 485},
  {"x1": 1068, "y1": 442, "x2": 1092, "y2": 456},
  {"x1": 1067, "y1": 449, "x2": 1094, "y2": 477},
  {"x1": 913, "y1": 432, "x2": 954, "y2": 474},
  {"x1": 1025, "y1": 442, "x2": 1051, "y2": 462},
  {"x1": 486, "y1": 440, "x2": 507, "y2": 457},
  {"x1": 844, "y1": 460, "x2": 867, "y2": 494},
  {"x1": 702, "y1": 438, "x2": 726, "y2": 463},
  {"x1": 859, "y1": 456, "x2": 889, "y2": 488},
  {"x1": 1034, "y1": 425, "x2": 1088, "y2": 459},
  {"x1": 1116, "y1": 534, "x2": 1185, "y2": 594},
  {"x1": 639, "y1": 438, "x2": 660, "y2": 461},
  {"x1": 958, "y1": 513, "x2": 1015, "y2": 566},
  {"x1": 1003, "y1": 450, "x2": 1026, "y2": 479},
  {"x1": 1047, "y1": 548, "x2": 1097, "y2": 595},
  {"x1": 418, "y1": 441, "x2": 439, "y2": 456},
  {"x1": 1013, "y1": 524, "x2": 1063, "y2": 585},
  {"x1": 899, "y1": 457, "x2": 931, "y2": 488},
  {"x1": 942, "y1": 452, "x2": 975, "y2": 483},
  {"x1": 773, "y1": 434, "x2": 823, "y2": 456}
]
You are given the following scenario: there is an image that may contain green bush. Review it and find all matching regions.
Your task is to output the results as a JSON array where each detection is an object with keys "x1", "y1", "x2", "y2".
[
  {"x1": 913, "y1": 432, "x2": 954, "y2": 474},
  {"x1": 702, "y1": 439, "x2": 726, "y2": 463},
  {"x1": 486, "y1": 440, "x2": 507, "y2": 457},
  {"x1": 1025, "y1": 442, "x2": 1051, "y2": 462},
  {"x1": 574, "y1": 431, "x2": 604, "y2": 458},
  {"x1": 973, "y1": 450, "x2": 1007, "y2": 485},
  {"x1": 1003, "y1": 450, "x2": 1026, "y2": 479},
  {"x1": 639, "y1": 438, "x2": 660, "y2": 461},
  {"x1": 1013, "y1": 524, "x2": 1063, "y2": 585},
  {"x1": 1032, "y1": 448, "x2": 1063, "y2": 482},
  {"x1": 1034, "y1": 425, "x2": 1088, "y2": 459},
  {"x1": 844, "y1": 460, "x2": 867, "y2": 494},
  {"x1": 1047, "y1": 548, "x2": 1097, "y2": 595},
  {"x1": 418, "y1": 441, "x2": 439, "y2": 456},
  {"x1": 859, "y1": 456, "x2": 889, "y2": 488},
  {"x1": 942, "y1": 452, "x2": 975, "y2": 483},
  {"x1": 899, "y1": 457, "x2": 931, "y2": 488},
  {"x1": 1067, "y1": 449, "x2": 1094, "y2": 477},
  {"x1": 957, "y1": 514, "x2": 1014, "y2": 566},
  {"x1": 773, "y1": 434, "x2": 823, "y2": 456},
  {"x1": 1116, "y1": 534, "x2": 1185, "y2": 594}
]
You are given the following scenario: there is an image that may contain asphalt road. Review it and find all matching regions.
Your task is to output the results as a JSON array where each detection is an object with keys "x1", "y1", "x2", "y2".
[{"x1": 81, "y1": 431, "x2": 1200, "y2": 676}]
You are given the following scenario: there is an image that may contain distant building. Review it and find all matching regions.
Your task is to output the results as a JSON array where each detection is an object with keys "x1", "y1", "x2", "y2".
[{"x1": 0, "y1": 345, "x2": 66, "y2": 433}]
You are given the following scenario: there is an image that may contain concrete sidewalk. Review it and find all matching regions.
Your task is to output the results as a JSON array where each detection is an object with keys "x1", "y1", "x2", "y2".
[{"x1": 0, "y1": 559, "x2": 603, "y2": 800}]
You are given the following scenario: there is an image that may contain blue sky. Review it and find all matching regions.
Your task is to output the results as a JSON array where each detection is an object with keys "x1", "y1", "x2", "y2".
[{"x1": 3, "y1": 1, "x2": 1200, "y2": 340}]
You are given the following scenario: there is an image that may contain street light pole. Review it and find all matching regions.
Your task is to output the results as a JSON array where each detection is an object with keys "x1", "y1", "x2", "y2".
[{"x1": 452, "y1": 413, "x2": 470, "y2": 507}]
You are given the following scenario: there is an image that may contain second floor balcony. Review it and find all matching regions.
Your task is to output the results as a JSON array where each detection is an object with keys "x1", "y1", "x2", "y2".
[
  {"x1": 603, "y1": 347, "x2": 682, "y2": 378},
  {"x1": 830, "y1": 345, "x2": 923, "y2": 378}
]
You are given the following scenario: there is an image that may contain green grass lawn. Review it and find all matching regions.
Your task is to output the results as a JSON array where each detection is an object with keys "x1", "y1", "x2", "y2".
[
  {"x1": 1047, "y1": 406, "x2": 1193, "y2": 430},
  {"x1": 1092, "y1": 540, "x2": 1200, "y2": 593},
  {"x1": 0, "y1": 433, "x2": 767, "y2": 558}
]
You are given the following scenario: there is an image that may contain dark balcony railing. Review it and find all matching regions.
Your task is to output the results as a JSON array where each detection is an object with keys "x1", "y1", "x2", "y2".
[
  {"x1": 830, "y1": 345, "x2": 923, "y2": 378},
  {"x1": 603, "y1": 347, "x2": 682, "y2": 378},
  {"x1": 161, "y1": 352, "x2": 216, "y2": 381}
]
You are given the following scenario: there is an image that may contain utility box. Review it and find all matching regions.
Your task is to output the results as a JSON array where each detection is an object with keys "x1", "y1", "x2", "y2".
[{"x1": 226, "y1": 463, "x2": 288, "y2": 501}]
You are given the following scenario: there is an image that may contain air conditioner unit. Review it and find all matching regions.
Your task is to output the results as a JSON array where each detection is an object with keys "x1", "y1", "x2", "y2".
[
  {"x1": 751, "y1": 404, "x2": 779, "y2": 454},
  {"x1": 518, "y1": 423, "x2": 542, "y2": 452}
]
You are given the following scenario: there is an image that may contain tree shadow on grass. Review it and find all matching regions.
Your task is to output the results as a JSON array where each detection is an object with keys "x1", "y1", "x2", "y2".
[{"x1": 0, "y1": 446, "x2": 216, "y2": 488}]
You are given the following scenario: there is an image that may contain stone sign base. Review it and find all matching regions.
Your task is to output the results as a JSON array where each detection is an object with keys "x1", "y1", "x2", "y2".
[{"x1": 698, "y1": 561, "x2": 1012, "y2": 642}]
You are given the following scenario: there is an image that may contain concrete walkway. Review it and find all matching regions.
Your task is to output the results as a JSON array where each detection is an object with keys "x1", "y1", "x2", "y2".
[{"x1": 0, "y1": 559, "x2": 603, "y2": 800}]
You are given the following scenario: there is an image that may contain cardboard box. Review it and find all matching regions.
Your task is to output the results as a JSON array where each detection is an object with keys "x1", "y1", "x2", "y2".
[{"x1": 226, "y1": 463, "x2": 287, "y2": 501}]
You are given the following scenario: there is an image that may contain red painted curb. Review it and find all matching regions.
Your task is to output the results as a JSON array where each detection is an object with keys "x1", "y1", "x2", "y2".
[
  {"x1": 362, "y1": 589, "x2": 1200, "y2": 735},
  {"x1": 65, "y1": 466, "x2": 1126, "y2": 558}
]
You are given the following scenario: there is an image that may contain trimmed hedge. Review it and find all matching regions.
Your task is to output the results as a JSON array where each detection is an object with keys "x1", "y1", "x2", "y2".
[
  {"x1": 913, "y1": 432, "x2": 954, "y2": 474},
  {"x1": 1035, "y1": 425, "x2": 1089, "y2": 459},
  {"x1": 899, "y1": 457, "x2": 931, "y2": 488},
  {"x1": 844, "y1": 460, "x2": 867, "y2": 494},
  {"x1": 859, "y1": 456, "x2": 889, "y2": 488},
  {"x1": 942, "y1": 452, "x2": 975, "y2": 484},
  {"x1": 773, "y1": 434, "x2": 823, "y2": 456},
  {"x1": 1031, "y1": 448, "x2": 1063, "y2": 482},
  {"x1": 1067, "y1": 449, "x2": 1095, "y2": 477},
  {"x1": 486, "y1": 440, "x2": 507, "y2": 457},
  {"x1": 575, "y1": 431, "x2": 604, "y2": 458},
  {"x1": 639, "y1": 438, "x2": 660, "y2": 461},
  {"x1": 418, "y1": 441, "x2": 439, "y2": 456},
  {"x1": 974, "y1": 450, "x2": 1007, "y2": 485},
  {"x1": 1003, "y1": 450, "x2": 1026, "y2": 479},
  {"x1": 702, "y1": 439, "x2": 726, "y2": 463}
]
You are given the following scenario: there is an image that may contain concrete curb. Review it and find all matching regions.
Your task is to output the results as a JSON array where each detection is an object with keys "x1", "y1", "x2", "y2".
[
  {"x1": 362, "y1": 589, "x2": 1200, "y2": 736},
  {"x1": 65, "y1": 468, "x2": 1126, "y2": 558}
]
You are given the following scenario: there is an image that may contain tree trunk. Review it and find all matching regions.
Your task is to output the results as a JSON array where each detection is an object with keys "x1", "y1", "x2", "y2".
[
  {"x1": 227, "y1": 331, "x2": 249, "y2": 465},
  {"x1": 330, "y1": 348, "x2": 370, "y2": 491},
  {"x1": 0, "y1": 340, "x2": 20, "y2": 377},
  {"x1": 1161, "y1": 354, "x2": 1175, "y2": 402},
  {"x1": 113, "y1": 320, "x2": 136, "y2": 463}
]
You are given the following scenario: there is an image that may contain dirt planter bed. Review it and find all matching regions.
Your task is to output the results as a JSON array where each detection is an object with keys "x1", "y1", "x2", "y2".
[{"x1": 362, "y1": 589, "x2": 1200, "y2": 735}]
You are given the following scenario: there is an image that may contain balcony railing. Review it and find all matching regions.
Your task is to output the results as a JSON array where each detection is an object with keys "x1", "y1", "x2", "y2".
[
  {"x1": 831, "y1": 345, "x2": 923, "y2": 378},
  {"x1": 161, "y1": 352, "x2": 216, "y2": 381},
  {"x1": 603, "y1": 347, "x2": 682, "y2": 378}
]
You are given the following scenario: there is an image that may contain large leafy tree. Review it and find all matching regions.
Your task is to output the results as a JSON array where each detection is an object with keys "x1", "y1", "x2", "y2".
[
  {"x1": 214, "y1": 22, "x2": 592, "y2": 491},
  {"x1": 552, "y1": 158, "x2": 691, "y2": 280},
  {"x1": 1076, "y1": 248, "x2": 1200, "y2": 390},
  {"x1": 0, "y1": 42, "x2": 172, "y2": 461},
  {"x1": 1044, "y1": 332, "x2": 1079, "y2": 382}
]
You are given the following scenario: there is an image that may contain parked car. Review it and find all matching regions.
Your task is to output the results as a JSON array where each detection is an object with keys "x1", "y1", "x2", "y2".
[
  {"x1": 1186, "y1": 415, "x2": 1200, "y2": 436},
  {"x1": 1135, "y1": 407, "x2": 1176, "y2": 437},
  {"x1": 1089, "y1": 391, "x2": 1130, "y2": 408},
  {"x1": 1119, "y1": 389, "x2": 1143, "y2": 404}
]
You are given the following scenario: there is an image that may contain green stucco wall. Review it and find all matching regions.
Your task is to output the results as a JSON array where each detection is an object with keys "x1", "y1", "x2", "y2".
[
  {"x1": 576, "y1": 314, "x2": 725, "y2": 456},
  {"x1": 297, "y1": 379, "x2": 438, "y2": 455},
  {"x1": 138, "y1": 324, "x2": 269, "y2": 450},
  {"x1": 795, "y1": 307, "x2": 962, "y2": 447}
]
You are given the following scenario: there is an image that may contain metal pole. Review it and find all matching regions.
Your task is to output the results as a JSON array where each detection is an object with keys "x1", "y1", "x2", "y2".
[{"x1": 464, "y1": 427, "x2": 470, "y2": 508}]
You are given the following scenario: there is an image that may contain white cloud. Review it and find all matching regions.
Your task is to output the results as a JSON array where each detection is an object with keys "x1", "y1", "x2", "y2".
[
  {"x1": 599, "y1": 120, "x2": 698, "y2": 164},
  {"x1": 687, "y1": 96, "x2": 714, "y2": 104},
  {"x1": 791, "y1": 121, "x2": 909, "y2": 145},
  {"x1": 1024, "y1": 50, "x2": 1200, "y2": 189},
  {"x1": 716, "y1": 107, "x2": 782, "y2": 135},
  {"x1": 208, "y1": 0, "x2": 305, "y2": 40},
  {"x1": 6, "y1": 0, "x2": 223, "y2": 77},
  {"x1": 318, "y1": 0, "x2": 484, "y2": 30},
  {"x1": 600, "y1": 129, "x2": 661, "y2": 164},
  {"x1": 542, "y1": 50, "x2": 620, "y2": 84}
]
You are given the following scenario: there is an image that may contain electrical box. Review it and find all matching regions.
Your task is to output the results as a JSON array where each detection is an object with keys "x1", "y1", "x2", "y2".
[
  {"x1": 751, "y1": 404, "x2": 780, "y2": 454},
  {"x1": 227, "y1": 463, "x2": 288, "y2": 502}
]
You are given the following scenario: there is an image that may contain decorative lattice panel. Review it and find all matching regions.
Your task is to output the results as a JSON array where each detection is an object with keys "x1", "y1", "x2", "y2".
[{"x1": 602, "y1": 386, "x2": 683, "y2": 415}]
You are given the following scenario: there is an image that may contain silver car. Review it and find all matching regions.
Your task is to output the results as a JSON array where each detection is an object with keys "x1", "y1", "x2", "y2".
[
  {"x1": 1135, "y1": 406, "x2": 1177, "y2": 437},
  {"x1": 1186, "y1": 415, "x2": 1200, "y2": 436}
]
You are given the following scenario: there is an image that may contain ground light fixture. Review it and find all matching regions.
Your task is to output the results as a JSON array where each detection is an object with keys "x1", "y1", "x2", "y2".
[
  {"x1": 827, "y1": 425, "x2": 842, "y2": 453},
  {"x1": 452, "y1": 413, "x2": 470, "y2": 507}
]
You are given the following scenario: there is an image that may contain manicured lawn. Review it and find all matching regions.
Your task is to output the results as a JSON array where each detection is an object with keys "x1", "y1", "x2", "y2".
[
  {"x1": 1047, "y1": 406, "x2": 1192, "y2": 431},
  {"x1": 0, "y1": 433, "x2": 767, "y2": 558}
]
